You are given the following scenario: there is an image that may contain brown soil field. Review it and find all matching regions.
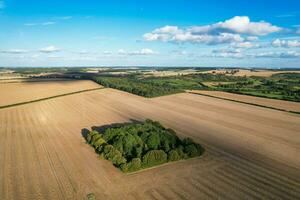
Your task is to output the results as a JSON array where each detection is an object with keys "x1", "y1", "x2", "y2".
[
  {"x1": 0, "y1": 88, "x2": 299, "y2": 199},
  {"x1": 0, "y1": 80, "x2": 101, "y2": 107},
  {"x1": 188, "y1": 90, "x2": 300, "y2": 113}
]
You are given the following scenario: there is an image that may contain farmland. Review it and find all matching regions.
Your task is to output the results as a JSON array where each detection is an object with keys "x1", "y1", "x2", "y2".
[
  {"x1": 0, "y1": 80, "x2": 101, "y2": 107},
  {"x1": 188, "y1": 90, "x2": 300, "y2": 113},
  {"x1": 0, "y1": 82, "x2": 299, "y2": 199},
  {"x1": 91, "y1": 71, "x2": 300, "y2": 101}
]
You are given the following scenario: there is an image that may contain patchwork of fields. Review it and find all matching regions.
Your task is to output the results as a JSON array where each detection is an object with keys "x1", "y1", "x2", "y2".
[{"x1": 0, "y1": 81, "x2": 299, "y2": 199}]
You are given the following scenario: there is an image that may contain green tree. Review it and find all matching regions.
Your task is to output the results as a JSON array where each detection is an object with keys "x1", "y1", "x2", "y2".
[
  {"x1": 103, "y1": 145, "x2": 126, "y2": 166},
  {"x1": 168, "y1": 150, "x2": 181, "y2": 162},
  {"x1": 142, "y1": 150, "x2": 167, "y2": 168},
  {"x1": 87, "y1": 130, "x2": 99, "y2": 144},
  {"x1": 127, "y1": 158, "x2": 142, "y2": 172}
]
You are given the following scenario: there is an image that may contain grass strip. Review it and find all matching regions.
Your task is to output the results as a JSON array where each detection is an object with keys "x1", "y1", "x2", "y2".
[{"x1": 0, "y1": 87, "x2": 104, "y2": 110}]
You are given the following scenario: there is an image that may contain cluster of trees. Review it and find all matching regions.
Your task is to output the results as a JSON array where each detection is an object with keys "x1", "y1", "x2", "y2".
[
  {"x1": 85, "y1": 119, "x2": 204, "y2": 173},
  {"x1": 216, "y1": 74, "x2": 300, "y2": 102},
  {"x1": 92, "y1": 72, "x2": 299, "y2": 102},
  {"x1": 92, "y1": 74, "x2": 247, "y2": 97},
  {"x1": 92, "y1": 76, "x2": 184, "y2": 97}
]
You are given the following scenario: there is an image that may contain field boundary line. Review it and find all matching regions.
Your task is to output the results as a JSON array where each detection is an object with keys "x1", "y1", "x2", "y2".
[
  {"x1": 187, "y1": 91, "x2": 300, "y2": 115},
  {"x1": 0, "y1": 87, "x2": 104, "y2": 110}
]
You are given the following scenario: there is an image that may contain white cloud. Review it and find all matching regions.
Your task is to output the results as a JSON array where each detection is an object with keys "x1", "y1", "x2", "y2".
[
  {"x1": 272, "y1": 39, "x2": 300, "y2": 48},
  {"x1": 212, "y1": 49, "x2": 241, "y2": 54},
  {"x1": 139, "y1": 48, "x2": 156, "y2": 55},
  {"x1": 39, "y1": 46, "x2": 60, "y2": 53},
  {"x1": 246, "y1": 36, "x2": 259, "y2": 41},
  {"x1": 143, "y1": 16, "x2": 281, "y2": 46},
  {"x1": 172, "y1": 50, "x2": 188, "y2": 55},
  {"x1": 117, "y1": 49, "x2": 126, "y2": 54},
  {"x1": 253, "y1": 51, "x2": 300, "y2": 58},
  {"x1": 153, "y1": 25, "x2": 182, "y2": 34},
  {"x1": 189, "y1": 16, "x2": 281, "y2": 36},
  {"x1": 211, "y1": 48, "x2": 244, "y2": 58},
  {"x1": 24, "y1": 21, "x2": 56, "y2": 26},
  {"x1": 41, "y1": 21, "x2": 56, "y2": 26},
  {"x1": 118, "y1": 48, "x2": 157, "y2": 55},
  {"x1": 231, "y1": 41, "x2": 261, "y2": 49},
  {"x1": 103, "y1": 51, "x2": 112, "y2": 55},
  {"x1": 0, "y1": 49, "x2": 28, "y2": 54}
]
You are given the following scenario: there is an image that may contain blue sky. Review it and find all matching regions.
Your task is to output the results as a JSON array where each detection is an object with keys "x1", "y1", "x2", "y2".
[{"x1": 0, "y1": 0, "x2": 300, "y2": 67}]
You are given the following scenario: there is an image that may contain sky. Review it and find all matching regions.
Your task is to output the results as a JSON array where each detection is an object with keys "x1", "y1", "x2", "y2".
[{"x1": 0, "y1": 0, "x2": 300, "y2": 68}]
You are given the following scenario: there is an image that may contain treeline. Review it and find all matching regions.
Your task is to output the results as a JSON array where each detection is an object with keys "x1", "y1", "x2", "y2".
[
  {"x1": 92, "y1": 74, "x2": 246, "y2": 97},
  {"x1": 217, "y1": 73, "x2": 300, "y2": 102},
  {"x1": 91, "y1": 72, "x2": 299, "y2": 101},
  {"x1": 92, "y1": 76, "x2": 182, "y2": 97},
  {"x1": 85, "y1": 119, "x2": 204, "y2": 173}
]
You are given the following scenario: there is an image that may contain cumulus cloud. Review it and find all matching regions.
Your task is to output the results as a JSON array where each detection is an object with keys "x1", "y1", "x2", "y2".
[
  {"x1": 272, "y1": 39, "x2": 300, "y2": 48},
  {"x1": 118, "y1": 48, "x2": 157, "y2": 55},
  {"x1": 39, "y1": 46, "x2": 60, "y2": 53},
  {"x1": 189, "y1": 16, "x2": 281, "y2": 36},
  {"x1": 0, "y1": 49, "x2": 28, "y2": 54},
  {"x1": 143, "y1": 16, "x2": 281, "y2": 46}
]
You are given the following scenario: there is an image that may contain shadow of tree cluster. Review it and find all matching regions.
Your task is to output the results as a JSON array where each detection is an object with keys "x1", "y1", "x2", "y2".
[{"x1": 81, "y1": 119, "x2": 142, "y2": 141}]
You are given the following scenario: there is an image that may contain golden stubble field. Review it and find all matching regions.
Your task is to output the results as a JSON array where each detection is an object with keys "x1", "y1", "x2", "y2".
[
  {"x1": 0, "y1": 80, "x2": 101, "y2": 107},
  {"x1": 187, "y1": 90, "x2": 300, "y2": 113},
  {"x1": 0, "y1": 81, "x2": 300, "y2": 200}
]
